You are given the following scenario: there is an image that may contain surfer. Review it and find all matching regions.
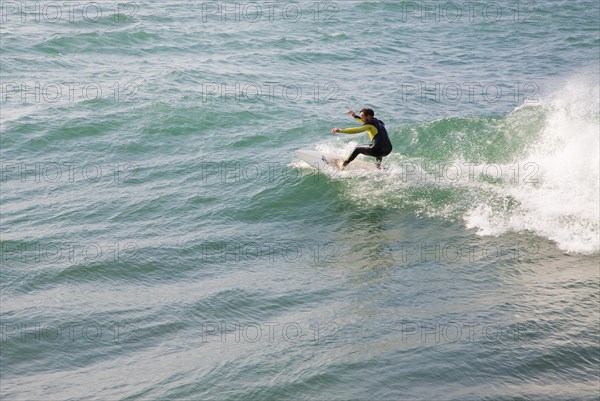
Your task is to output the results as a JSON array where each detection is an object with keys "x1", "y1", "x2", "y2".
[{"x1": 331, "y1": 108, "x2": 393, "y2": 170}]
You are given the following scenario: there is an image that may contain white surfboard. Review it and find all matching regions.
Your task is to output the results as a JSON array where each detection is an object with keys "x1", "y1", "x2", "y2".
[
  {"x1": 296, "y1": 149, "x2": 379, "y2": 172},
  {"x1": 296, "y1": 149, "x2": 339, "y2": 172}
]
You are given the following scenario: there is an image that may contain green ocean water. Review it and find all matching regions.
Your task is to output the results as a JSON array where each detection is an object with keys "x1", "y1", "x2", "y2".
[{"x1": 1, "y1": 1, "x2": 599, "y2": 400}]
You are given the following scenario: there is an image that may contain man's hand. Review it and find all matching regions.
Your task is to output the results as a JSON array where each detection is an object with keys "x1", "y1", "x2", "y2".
[
  {"x1": 347, "y1": 110, "x2": 356, "y2": 117},
  {"x1": 331, "y1": 128, "x2": 341, "y2": 134}
]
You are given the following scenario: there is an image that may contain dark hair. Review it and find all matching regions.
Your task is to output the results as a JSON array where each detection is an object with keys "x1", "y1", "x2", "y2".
[{"x1": 359, "y1": 108, "x2": 374, "y2": 117}]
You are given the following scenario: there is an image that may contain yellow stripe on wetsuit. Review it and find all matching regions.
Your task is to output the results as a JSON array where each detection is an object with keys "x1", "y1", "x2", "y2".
[{"x1": 339, "y1": 116, "x2": 378, "y2": 141}]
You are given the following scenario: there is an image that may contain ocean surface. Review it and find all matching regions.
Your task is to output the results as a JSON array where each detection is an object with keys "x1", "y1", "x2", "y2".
[{"x1": 1, "y1": 1, "x2": 599, "y2": 400}]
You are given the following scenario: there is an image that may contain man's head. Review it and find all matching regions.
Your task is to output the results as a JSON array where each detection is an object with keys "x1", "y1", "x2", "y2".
[{"x1": 359, "y1": 108, "x2": 374, "y2": 123}]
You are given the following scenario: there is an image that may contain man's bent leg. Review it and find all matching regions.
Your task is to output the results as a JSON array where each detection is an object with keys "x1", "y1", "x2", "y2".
[{"x1": 344, "y1": 145, "x2": 377, "y2": 167}]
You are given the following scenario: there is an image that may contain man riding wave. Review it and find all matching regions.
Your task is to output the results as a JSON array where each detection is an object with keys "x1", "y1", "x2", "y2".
[{"x1": 331, "y1": 108, "x2": 393, "y2": 170}]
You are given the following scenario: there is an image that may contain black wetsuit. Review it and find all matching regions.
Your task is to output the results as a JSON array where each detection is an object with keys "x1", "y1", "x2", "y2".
[{"x1": 342, "y1": 116, "x2": 393, "y2": 165}]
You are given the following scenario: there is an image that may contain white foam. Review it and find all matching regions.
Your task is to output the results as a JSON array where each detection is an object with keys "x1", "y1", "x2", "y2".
[
  {"x1": 465, "y1": 72, "x2": 600, "y2": 254},
  {"x1": 310, "y1": 72, "x2": 600, "y2": 254}
]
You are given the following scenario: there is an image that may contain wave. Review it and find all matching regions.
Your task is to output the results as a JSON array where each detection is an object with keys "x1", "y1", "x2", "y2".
[
  {"x1": 306, "y1": 71, "x2": 599, "y2": 254},
  {"x1": 464, "y1": 72, "x2": 599, "y2": 254}
]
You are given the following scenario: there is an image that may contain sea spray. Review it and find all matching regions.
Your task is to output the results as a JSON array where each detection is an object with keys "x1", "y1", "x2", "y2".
[
  {"x1": 308, "y1": 72, "x2": 599, "y2": 254},
  {"x1": 465, "y1": 72, "x2": 600, "y2": 254}
]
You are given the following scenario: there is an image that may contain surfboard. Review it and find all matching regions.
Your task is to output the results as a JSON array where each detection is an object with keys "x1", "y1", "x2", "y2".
[
  {"x1": 296, "y1": 149, "x2": 340, "y2": 172},
  {"x1": 296, "y1": 149, "x2": 379, "y2": 172}
]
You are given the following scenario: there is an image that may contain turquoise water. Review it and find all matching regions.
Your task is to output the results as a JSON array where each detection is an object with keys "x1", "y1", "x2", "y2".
[{"x1": 1, "y1": 1, "x2": 599, "y2": 399}]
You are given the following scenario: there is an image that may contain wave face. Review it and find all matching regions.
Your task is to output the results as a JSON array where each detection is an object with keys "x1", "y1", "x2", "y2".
[
  {"x1": 308, "y1": 71, "x2": 599, "y2": 254},
  {"x1": 1, "y1": 1, "x2": 599, "y2": 400}
]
